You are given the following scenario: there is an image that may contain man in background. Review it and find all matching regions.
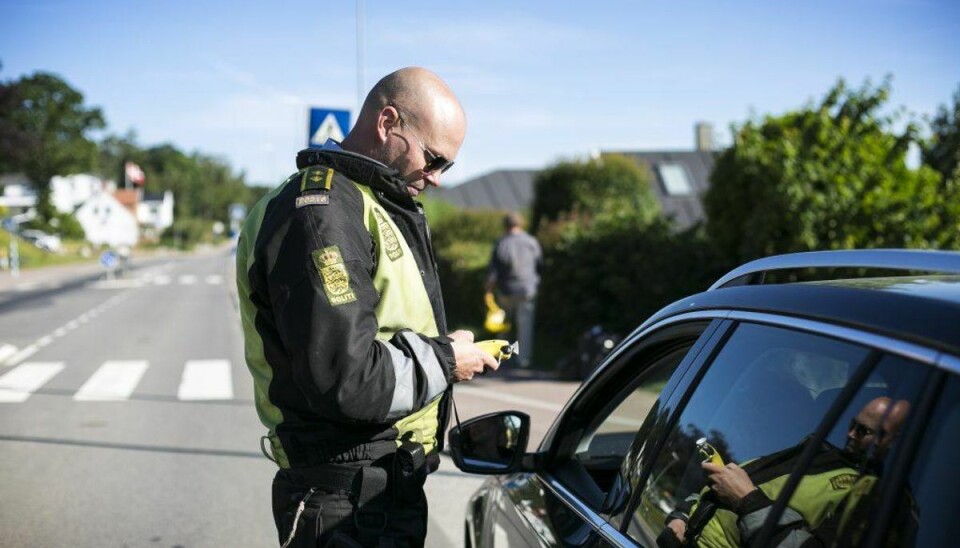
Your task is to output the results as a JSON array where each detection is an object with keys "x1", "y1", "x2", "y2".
[{"x1": 485, "y1": 212, "x2": 542, "y2": 368}]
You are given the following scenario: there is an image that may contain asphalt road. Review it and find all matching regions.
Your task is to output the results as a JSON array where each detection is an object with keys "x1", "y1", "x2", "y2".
[{"x1": 0, "y1": 248, "x2": 580, "y2": 547}]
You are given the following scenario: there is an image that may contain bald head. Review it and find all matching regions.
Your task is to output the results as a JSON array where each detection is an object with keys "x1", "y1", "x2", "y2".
[
  {"x1": 846, "y1": 396, "x2": 912, "y2": 457},
  {"x1": 341, "y1": 67, "x2": 466, "y2": 195}
]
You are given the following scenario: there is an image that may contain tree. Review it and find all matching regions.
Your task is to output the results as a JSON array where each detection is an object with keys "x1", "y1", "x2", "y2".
[
  {"x1": 924, "y1": 85, "x2": 960, "y2": 181},
  {"x1": 0, "y1": 71, "x2": 105, "y2": 220},
  {"x1": 530, "y1": 154, "x2": 660, "y2": 233},
  {"x1": 922, "y1": 86, "x2": 960, "y2": 243},
  {"x1": 704, "y1": 78, "x2": 959, "y2": 264}
]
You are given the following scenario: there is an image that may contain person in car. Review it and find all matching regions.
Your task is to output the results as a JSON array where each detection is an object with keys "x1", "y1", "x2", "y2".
[{"x1": 658, "y1": 396, "x2": 910, "y2": 548}]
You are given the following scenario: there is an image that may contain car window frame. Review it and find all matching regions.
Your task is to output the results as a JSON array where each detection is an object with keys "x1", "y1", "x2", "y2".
[{"x1": 531, "y1": 314, "x2": 732, "y2": 545}]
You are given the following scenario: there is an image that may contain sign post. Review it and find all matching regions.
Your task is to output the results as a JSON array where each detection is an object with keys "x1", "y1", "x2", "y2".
[{"x1": 100, "y1": 250, "x2": 118, "y2": 279}]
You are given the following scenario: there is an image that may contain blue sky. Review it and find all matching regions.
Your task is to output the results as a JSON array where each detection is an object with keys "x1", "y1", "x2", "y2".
[{"x1": 2, "y1": 0, "x2": 958, "y2": 187}]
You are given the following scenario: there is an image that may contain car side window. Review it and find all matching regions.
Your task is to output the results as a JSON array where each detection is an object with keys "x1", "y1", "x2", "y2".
[
  {"x1": 573, "y1": 346, "x2": 689, "y2": 493},
  {"x1": 626, "y1": 322, "x2": 871, "y2": 547},
  {"x1": 870, "y1": 372, "x2": 960, "y2": 546},
  {"x1": 552, "y1": 324, "x2": 711, "y2": 510}
]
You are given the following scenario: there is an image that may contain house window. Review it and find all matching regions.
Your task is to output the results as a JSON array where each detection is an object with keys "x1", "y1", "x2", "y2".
[{"x1": 657, "y1": 163, "x2": 693, "y2": 196}]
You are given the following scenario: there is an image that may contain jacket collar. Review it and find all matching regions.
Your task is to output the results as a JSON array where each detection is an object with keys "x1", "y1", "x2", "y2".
[{"x1": 298, "y1": 149, "x2": 416, "y2": 207}]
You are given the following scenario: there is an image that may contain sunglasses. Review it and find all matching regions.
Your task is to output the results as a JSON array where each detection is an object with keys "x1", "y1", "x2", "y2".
[
  {"x1": 389, "y1": 103, "x2": 455, "y2": 174},
  {"x1": 849, "y1": 418, "x2": 877, "y2": 438}
]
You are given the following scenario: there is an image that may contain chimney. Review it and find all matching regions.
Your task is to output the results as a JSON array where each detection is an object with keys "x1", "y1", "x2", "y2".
[{"x1": 695, "y1": 122, "x2": 714, "y2": 151}]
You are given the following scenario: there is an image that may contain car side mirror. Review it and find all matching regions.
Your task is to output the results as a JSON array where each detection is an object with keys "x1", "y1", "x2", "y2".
[{"x1": 448, "y1": 411, "x2": 530, "y2": 475}]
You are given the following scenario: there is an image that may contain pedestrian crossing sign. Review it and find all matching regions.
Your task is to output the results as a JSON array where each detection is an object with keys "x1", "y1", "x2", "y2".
[{"x1": 308, "y1": 108, "x2": 351, "y2": 147}]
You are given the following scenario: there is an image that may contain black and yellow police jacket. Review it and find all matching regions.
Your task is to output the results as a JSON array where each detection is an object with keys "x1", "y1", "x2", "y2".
[{"x1": 236, "y1": 149, "x2": 455, "y2": 469}]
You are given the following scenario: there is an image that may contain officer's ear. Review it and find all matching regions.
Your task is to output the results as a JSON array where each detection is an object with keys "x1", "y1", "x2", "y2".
[{"x1": 376, "y1": 105, "x2": 401, "y2": 143}]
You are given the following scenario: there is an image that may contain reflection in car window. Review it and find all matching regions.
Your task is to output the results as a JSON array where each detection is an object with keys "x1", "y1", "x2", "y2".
[
  {"x1": 568, "y1": 344, "x2": 694, "y2": 501},
  {"x1": 878, "y1": 374, "x2": 960, "y2": 546},
  {"x1": 627, "y1": 323, "x2": 871, "y2": 547},
  {"x1": 764, "y1": 354, "x2": 926, "y2": 547}
]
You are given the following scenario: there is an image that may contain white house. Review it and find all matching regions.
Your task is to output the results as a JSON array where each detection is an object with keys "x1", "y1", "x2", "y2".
[
  {"x1": 51, "y1": 174, "x2": 107, "y2": 214},
  {"x1": 74, "y1": 191, "x2": 139, "y2": 247},
  {"x1": 137, "y1": 190, "x2": 175, "y2": 239}
]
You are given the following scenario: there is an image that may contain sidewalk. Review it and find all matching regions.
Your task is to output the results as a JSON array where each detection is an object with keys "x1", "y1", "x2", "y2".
[
  {"x1": 0, "y1": 260, "x2": 104, "y2": 292},
  {"x1": 0, "y1": 247, "x2": 186, "y2": 293}
]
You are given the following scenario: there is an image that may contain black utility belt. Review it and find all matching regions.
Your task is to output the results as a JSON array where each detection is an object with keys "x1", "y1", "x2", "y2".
[
  {"x1": 281, "y1": 438, "x2": 397, "y2": 468},
  {"x1": 282, "y1": 440, "x2": 431, "y2": 505}
]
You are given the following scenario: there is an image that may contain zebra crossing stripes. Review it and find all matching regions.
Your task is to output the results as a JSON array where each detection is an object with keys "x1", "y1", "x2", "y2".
[
  {"x1": 0, "y1": 359, "x2": 237, "y2": 403},
  {"x1": 0, "y1": 362, "x2": 65, "y2": 403},
  {"x1": 178, "y1": 360, "x2": 233, "y2": 400},
  {"x1": 87, "y1": 273, "x2": 225, "y2": 290},
  {"x1": 74, "y1": 360, "x2": 149, "y2": 401}
]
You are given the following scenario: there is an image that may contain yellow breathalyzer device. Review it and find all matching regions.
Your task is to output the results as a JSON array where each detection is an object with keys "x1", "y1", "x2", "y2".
[
  {"x1": 696, "y1": 437, "x2": 724, "y2": 466},
  {"x1": 475, "y1": 340, "x2": 519, "y2": 364}
]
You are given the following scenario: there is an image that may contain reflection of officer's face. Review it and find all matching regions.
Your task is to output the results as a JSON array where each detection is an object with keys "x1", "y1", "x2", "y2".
[{"x1": 845, "y1": 397, "x2": 910, "y2": 458}]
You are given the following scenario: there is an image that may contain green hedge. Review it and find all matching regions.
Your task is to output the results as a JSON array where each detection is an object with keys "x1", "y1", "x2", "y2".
[
  {"x1": 534, "y1": 218, "x2": 727, "y2": 367},
  {"x1": 429, "y1": 208, "x2": 504, "y2": 332}
]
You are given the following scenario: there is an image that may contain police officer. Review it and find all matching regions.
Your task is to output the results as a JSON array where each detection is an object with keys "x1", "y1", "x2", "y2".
[{"x1": 236, "y1": 67, "x2": 499, "y2": 547}]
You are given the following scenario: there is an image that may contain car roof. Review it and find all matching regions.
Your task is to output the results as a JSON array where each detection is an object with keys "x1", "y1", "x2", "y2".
[{"x1": 644, "y1": 251, "x2": 960, "y2": 357}]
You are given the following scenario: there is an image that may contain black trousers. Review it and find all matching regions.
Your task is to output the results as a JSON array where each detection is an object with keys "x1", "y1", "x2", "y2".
[{"x1": 272, "y1": 463, "x2": 428, "y2": 548}]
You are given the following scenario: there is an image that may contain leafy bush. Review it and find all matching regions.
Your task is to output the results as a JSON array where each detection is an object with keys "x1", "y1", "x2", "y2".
[
  {"x1": 430, "y1": 208, "x2": 505, "y2": 331},
  {"x1": 705, "y1": 78, "x2": 960, "y2": 263},
  {"x1": 535, "y1": 218, "x2": 726, "y2": 365},
  {"x1": 531, "y1": 154, "x2": 660, "y2": 232}
]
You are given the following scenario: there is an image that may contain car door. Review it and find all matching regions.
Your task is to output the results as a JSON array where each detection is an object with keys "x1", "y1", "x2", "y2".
[{"x1": 488, "y1": 317, "x2": 726, "y2": 546}]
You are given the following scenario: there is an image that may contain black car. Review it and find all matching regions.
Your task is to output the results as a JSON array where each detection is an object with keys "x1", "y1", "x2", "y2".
[{"x1": 449, "y1": 250, "x2": 960, "y2": 547}]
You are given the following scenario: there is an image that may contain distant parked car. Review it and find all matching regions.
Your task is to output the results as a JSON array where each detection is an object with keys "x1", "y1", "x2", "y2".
[
  {"x1": 20, "y1": 229, "x2": 62, "y2": 253},
  {"x1": 450, "y1": 249, "x2": 960, "y2": 548}
]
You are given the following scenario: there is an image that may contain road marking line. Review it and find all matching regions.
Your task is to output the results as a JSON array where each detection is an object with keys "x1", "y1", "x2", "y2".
[
  {"x1": 205, "y1": 275, "x2": 223, "y2": 285},
  {"x1": 454, "y1": 385, "x2": 564, "y2": 412},
  {"x1": 4, "y1": 345, "x2": 38, "y2": 367},
  {"x1": 74, "y1": 360, "x2": 149, "y2": 401},
  {"x1": 2, "y1": 290, "x2": 135, "y2": 368},
  {"x1": 0, "y1": 362, "x2": 65, "y2": 402},
  {"x1": 153, "y1": 275, "x2": 172, "y2": 285},
  {"x1": 178, "y1": 360, "x2": 234, "y2": 400},
  {"x1": 179, "y1": 275, "x2": 197, "y2": 285},
  {"x1": 0, "y1": 344, "x2": 17, "y2": 365},
  {"x1": 89, "y1": 278, "x2": 145, "y2": 290}
]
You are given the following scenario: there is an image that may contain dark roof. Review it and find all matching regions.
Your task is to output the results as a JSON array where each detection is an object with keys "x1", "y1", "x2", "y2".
[
  {"x1": 433, "y1": 151, "x2": 716, "y2": 229},
  {"x1": 607, "y1": 150, "x2": 716, "y2": 230},
  {"x1": 434, "y1": 169, "x2": 537, "y2": 211}
]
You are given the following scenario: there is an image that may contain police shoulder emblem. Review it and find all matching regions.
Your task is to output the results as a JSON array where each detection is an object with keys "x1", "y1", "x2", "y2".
[
  {"x1": 311, "y1": 245, "x2": 357, "y2": 306},
  {"x1": 296, "y1": 166, "x2": 334, "y2": 208},
  {"x1": 372, "y1": 208, "x2": 404, "y2": 261},
  {"x1": 829, "y1": 473, "x2": 858, "y2": 491}
]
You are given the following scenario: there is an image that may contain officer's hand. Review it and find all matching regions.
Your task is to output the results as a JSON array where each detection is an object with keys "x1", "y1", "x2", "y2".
[
  {"x1": 656, "y1": 519, "x2": 686, "y2": 548},
  {"x1": 448, "y1": 330, "x2": 474, "y2": 344},
  {"x1": 448, "y1": 331, "x2": 499, "y2": 382},
  {"x1": 667, "y1": 518, "x2": 687, "y2": 543},
  {"x1": 703, "y1": 462, "x2": 756, "y2": 505}
]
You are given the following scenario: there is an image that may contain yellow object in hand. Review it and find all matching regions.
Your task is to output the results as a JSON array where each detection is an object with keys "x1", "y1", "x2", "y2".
[
  {"x1": 475, "y1": 339, "x2": 519, "y2": 363},
  {"x1": 696, "y1": 437, "x2": 724, "y2": 466},
  {"x1": 483, "y1": 292, "x2": 510, "y2": 334}
]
